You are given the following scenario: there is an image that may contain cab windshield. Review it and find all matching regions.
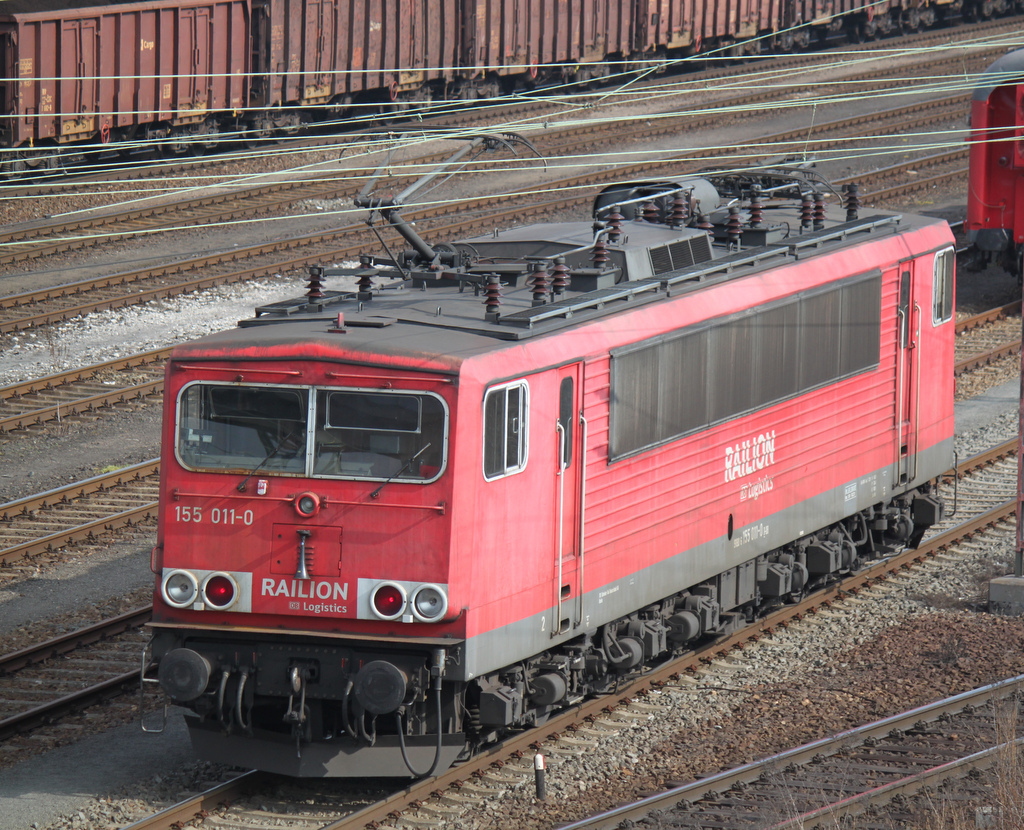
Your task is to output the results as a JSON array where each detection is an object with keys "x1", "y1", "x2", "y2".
[{"x1": 177, "y1": 382, "x2": 447, "y2": 482}]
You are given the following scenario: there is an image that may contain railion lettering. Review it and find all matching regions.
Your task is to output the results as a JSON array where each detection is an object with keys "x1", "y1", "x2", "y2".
[
  {"x1": 725, "y1": 430, "x2": 777, "y2": 482},
  {"x1": 260, "y1": 579, "x2": 349, "y2": 601}
]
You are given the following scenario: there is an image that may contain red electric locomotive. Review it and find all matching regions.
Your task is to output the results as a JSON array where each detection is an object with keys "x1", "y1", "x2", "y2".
[
  {"x1": 967, "y1": 47, "x2": 1024, "y2": 280},
  {"x1": 143, "y1": 148, "x2": 954, "y2": 777}
]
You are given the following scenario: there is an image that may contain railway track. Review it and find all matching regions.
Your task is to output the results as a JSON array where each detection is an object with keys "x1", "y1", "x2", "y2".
[
  {"x1": 0, "y1": 458, "x2": 159, "y2": 568},
  {"x1": 0, "y1": 607, "x2": 150, "y2": 744},
  {"x1": 560, "y1": 673, "x2": 1024, "y2": 830},
  {"x1": 0, "y1": 347, "x2": 169, "y2": 433},
  {"x1": 955, "y1": 301, "x2": 1023, "y2": 377},
  {"x1": 2, "y1": 437, "x2": 1015, "y2": 828},
  {"x1": 0, "y1": 39, "x2": 998, "y2": 335}
]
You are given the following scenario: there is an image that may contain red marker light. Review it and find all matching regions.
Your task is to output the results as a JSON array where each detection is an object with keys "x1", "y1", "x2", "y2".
[
  {"x1": 204, "y1": 574, "x2": 236, "y2": 608},
  {"x1": 371, "y1": 583, "x2": 406, "y2": 619}
]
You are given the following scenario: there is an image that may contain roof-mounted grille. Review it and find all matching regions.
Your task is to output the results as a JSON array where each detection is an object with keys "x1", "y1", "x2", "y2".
[{"x1": 649, "y1": 234, "x2": 714, "y2": 274}]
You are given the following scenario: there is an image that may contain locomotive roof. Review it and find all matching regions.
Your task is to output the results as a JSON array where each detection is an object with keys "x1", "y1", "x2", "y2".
[
  {"x1": 973, "y1": 47, "x2": 1024, "y2": 101},
  {"x1": 171, "y1": 208, "x2": 948, "y2": 376}
]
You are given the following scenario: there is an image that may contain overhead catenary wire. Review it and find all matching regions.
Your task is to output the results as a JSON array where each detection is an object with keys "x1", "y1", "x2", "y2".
[{"x1": 0, "y1": 27, "x2": 1010, "y2": 241}]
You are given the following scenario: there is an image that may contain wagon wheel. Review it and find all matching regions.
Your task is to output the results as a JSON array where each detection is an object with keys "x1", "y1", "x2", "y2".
[{"x1": 2, "y1": 147, "x2": 58, "y2": 177}]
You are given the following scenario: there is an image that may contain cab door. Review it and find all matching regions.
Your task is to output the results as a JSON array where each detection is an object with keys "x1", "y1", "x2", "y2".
[
  {"x1": 894, "y1": 266, "x2": 919, "y2": 487},
  {"x1": 553, "y1": 364, "x2": 585, "y2": 636}
]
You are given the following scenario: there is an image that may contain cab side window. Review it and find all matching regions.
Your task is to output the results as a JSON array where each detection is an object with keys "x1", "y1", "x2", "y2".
[
  {"x1": 483, "y1": 381, "x2": 529, "y2": 479},
  {"x1": 933, "y1": 247, "x2": 954, "y2": 324}
]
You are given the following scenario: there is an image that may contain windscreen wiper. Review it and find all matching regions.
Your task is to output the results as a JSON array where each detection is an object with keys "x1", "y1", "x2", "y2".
[
  {"x1": 237, "y1": 430, "x2": 301, "y2": 492},
  {"x1": 369, "y1": 444, "x2": 432, "y2": 500}
]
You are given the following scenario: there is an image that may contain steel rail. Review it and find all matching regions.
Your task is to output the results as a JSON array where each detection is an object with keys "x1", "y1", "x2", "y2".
[
  {"x1": 0, "y1": 458, "x2": 160, "y2": 521},
  {"x1": 0, "y1": 377, "x2": 164, "y2": 433},
  {"x1": 119, "y1": 771, "x2": 278, "y2": 830},
  {"x1": 769, "y1": 738, "x2": 1024, "y2": 830},
  {"x1": 0, "y1": 42, "x2": 991, "y2": 264},
  {"x1": 0, "y1": 606, "x2": 152, "y2": 676},
  {"x1": 6, "y1": 138, "x2": 967, "y2": 336},
  {"x1": 955, "y1": 338, "x2": 1022, "y2": 376},
  {"x1": 957, "y1": 300, "x2": 1022, "y2": 334},
  {"x1": 0, "y1": 459, "x2": 160, "y2": 564},
  {"x1": 0, "y1": 259, "x2": 1005, "y2": 435},
  {"x1": 0, "y1": 502, "x2": 159, "y2": 564},
  {"x1": 0, "y1": 669, "x2": 140, "y2": 742},
  {"x1": 0, "y1": 347, "x2": 171, "y2": 400}
]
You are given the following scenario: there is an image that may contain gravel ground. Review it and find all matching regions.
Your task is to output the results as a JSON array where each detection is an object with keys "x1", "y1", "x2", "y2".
[{"x1": 0, "y1": 45, "x2": 1021, "y2": 829}]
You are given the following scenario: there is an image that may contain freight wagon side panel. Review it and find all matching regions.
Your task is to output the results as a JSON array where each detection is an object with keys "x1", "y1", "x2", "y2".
[
  {"x1": 171, "y1": 4, "x2": 247, "y2": 124},
  {"x1": 542, "y1": 0, "x2": 574, "y2": 63},
  {"x1": 263, "y1": 0, "x2": 451, "y2": 108},
  {"x1": 0, "y1": 25, "x2": 12, "y2": 148},
  {"x1": 750, "y1": 0, "x2": 780, "y2": 35},
  {"x1": 692, "y1": 0, "x2": 733, "y2": 47},
  {"x1": 0, "y1": 16, "x2": 62, "y2": 146},
  {"x1": 467, "y1": 0, "x2": 588, "y2": 77},
  {"x1": 586, "y1": 0, "x2": 632, "y2": 60},
  {"x1": 638, "y1": 0, "x2": 694, "y2": 51}
]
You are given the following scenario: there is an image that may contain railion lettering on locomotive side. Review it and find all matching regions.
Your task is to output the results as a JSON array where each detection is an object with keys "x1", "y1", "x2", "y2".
[
  {"x1": 260, "y1": 579, "x2": 349, "y2": 600},
  {"x1": 724, "y1": 430, "x2": 777, "y2": 483}
]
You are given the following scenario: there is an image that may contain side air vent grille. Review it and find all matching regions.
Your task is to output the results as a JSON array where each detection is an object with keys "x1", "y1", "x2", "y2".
[
  {"x1": 649, "y1": 246, "x2": 673, "y2": 273},
  {"x1": 649, "y1": 234, "x2": 714, "y2": 275}
]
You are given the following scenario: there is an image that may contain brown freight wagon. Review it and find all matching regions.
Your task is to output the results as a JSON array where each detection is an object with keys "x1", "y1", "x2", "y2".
[
  {"x1": 249, "y1": 0, "x2": 459, "y2": 123},
  {"x1": 0, "y1": 0, "x2": 249, "y2": 169},
  {"x1": 633, "y1": 0, "x2": 784, "y2": 57},
  {"x1": 459, "y1": 0, "x2": 635, "y2": 92}
]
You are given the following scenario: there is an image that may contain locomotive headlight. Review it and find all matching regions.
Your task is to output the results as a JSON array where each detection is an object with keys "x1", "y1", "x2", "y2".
[
  {"x1": 411, "y1": 584, "x2": 448, "y2": 622},
  {"x1": 202, "y1": 572, "x2": 238, "y2": 609},
  {"x1": 294, "y1": 492, "x2": 321, "y2": 517},
  {"x1": 370, "y1": 582, "x2": 407, "y2": 620},
  {"x1": 162, "y1": 570, "x2": 198, "y2": 608}
]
